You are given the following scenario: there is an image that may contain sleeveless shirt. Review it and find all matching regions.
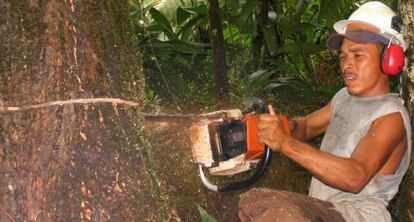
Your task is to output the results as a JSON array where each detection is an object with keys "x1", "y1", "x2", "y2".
[{"x1": 308, "y1": 87, "x2": 412, "y2": 222}]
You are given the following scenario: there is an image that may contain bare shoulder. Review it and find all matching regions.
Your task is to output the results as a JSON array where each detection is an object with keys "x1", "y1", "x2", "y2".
[
  {"x1": 351, "y1": 111, "x2": 406, "y2": 176},
  {"x1": 371, "y1": 112, "x2": 405, "y2": 140}
]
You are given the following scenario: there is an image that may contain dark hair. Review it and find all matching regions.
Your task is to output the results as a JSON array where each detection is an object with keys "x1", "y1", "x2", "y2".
[{"x1": 391, "y1": 16, "x2": 402, "y2": 33}]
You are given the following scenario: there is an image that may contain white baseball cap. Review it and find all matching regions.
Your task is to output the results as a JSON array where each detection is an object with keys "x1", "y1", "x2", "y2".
[{"x1": 329, "y1": 1, "x2": 406, "y2": 51}]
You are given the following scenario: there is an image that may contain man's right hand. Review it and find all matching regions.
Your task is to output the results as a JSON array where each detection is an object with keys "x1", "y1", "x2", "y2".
[{"x1": 257, "y1": 105, "x2": 289, "y2": 152}]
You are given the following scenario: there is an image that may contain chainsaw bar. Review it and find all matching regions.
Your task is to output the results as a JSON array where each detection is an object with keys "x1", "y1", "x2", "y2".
[{"x1": 141, "y1": 112, "x2": 227, "y2": 122}]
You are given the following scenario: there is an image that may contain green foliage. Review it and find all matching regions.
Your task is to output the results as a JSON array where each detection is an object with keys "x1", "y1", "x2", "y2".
[
  {"x1": 262, "y1": 24, "x2": 278, "y2": 54},
  {"x1": 239, "y1": 0, "x2": 257, "y2": 25},
  {"x1": 223, "y1": 27, "x2": 251, "y2": 48},
  {"x1": 197, "y1": 204, "x2": 217, "y2": 222},
  {"x1": 130, "y1": 0, "x2": 369, "y2": 111},
  {"x1": 129, "y1": 0, "x2": 216, "y2": 110},
  {"x1": 230, "y1": 0, "x2": 370, "y2": 107},
  {"x1": 247, "y1": 69, "x2": 289, "y2": 95},
  {"x1": 149, "y1": 7, "x2": 175, "y2": 38},
  {"x1": 144, "y1": 87, "x2": 162, "y2": 112},
  {"x1": 319, "y1": 0, "x2": 348, "y2": 28}
]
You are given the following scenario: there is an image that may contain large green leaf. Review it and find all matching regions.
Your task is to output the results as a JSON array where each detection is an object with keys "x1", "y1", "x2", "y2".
[
  {"x1": 248, "y1": 69, "x2": 277, "y2": 94},
  {"x1": 177, "y1": 14, "x2": 205, "y2": 38},
  {"x1": 197, "y1": 204, "x2": 217, "y2": 222},
  {"x1": 245, "y1": 68, "x2": 294, "y2": 95},
  {"x1": 249, "y1": 69, "x2": 267, "y2": 81},
  {"x1": 149, "y1": 7, "x2": 175, "y2": 39},
  {"x1": 239, "y1": 0, "x2": 257, "y2": 24},
  {"x1": 177, "y1": 7, "x2": 193, "y2": 25}
]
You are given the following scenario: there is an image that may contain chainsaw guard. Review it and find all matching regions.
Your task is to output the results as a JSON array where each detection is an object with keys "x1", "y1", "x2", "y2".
[{"x1": 198, "y1": 147, "x2": 272, "y2": 192}]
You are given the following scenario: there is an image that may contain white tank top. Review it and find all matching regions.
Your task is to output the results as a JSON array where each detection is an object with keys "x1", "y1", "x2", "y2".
[{"x1": 308, "y1": 87, "x2": 412, "y2": 222}]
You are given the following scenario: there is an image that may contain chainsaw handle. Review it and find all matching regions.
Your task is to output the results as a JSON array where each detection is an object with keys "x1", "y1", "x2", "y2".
[{"x1": 217, "y1": 146, "x2": 272, "y2": 192}]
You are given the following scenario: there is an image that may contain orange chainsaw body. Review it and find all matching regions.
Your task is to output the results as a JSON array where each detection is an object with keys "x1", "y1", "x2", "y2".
[
  {"x1": 190, "y1": 109, "x2": 290, "y2": 176},
  {"x1": 244, "y1": 115, "x2": 291, "y2": 160}
]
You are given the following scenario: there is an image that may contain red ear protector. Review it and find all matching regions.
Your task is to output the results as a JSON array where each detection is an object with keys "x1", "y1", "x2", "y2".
[
  {"x1": 381, "y1": 42, "x2": 405, "y2": 75},
  {"x1": 381, "y1": 16, "x2": 405, "y2": 75}
]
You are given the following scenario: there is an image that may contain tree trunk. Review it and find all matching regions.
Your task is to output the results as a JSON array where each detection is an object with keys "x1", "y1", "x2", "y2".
[
  {"x1": 397, "y1": 0, "x2": 414, "y2": 221},
  {"x1": 207, "y1": 0, "x2": 229, "y2": 107},
  {"x1": 0, "y1": 0, "x2": 167, "y2": 221},
  {"x1": 252, "y1": 0, "x2": 268, "y2": 69}
]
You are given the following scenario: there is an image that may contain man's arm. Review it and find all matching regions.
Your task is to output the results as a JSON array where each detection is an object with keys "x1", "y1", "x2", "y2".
[
  {"x1": 289, "y1": 101, "x2": 332, "y2": 141},
  {"x1": 258, "y1": 107, "x2": 407, "y2": 193}
]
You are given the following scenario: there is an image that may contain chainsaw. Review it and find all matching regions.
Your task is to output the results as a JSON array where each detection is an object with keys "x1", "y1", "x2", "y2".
[
  {"x1": 189, "y1": 103, "x2": 290, "y2": 192},
  {"x1": 144, "y1": 103, "x2": 290, "y2": 192}
]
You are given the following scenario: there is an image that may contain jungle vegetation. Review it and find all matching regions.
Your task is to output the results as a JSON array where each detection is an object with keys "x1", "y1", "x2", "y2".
[{"x1": 130, "y1": 0, "x2": 396, "y2": 116}]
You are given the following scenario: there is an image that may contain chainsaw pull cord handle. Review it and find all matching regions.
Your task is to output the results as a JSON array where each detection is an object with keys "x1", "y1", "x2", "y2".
[{"x1": 215, "y1": 103, "x2": 272, "y2": 192}]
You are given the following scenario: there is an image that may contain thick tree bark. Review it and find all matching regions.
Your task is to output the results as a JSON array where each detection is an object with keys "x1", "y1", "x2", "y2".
[
  {"x1": 0, "y1": 0, "x2": 167, "y2": 221},
  {"x1": 397, "y1": 0, "x2": 414, "y2": 221},
  {"x1": 207, "y1": 0, "x2": 229, "y2": 107}
]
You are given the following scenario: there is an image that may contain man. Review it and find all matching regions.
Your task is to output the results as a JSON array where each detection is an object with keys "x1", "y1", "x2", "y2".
[{"x1": 238, "y1": 1, "x2": 411, "y2": 222}]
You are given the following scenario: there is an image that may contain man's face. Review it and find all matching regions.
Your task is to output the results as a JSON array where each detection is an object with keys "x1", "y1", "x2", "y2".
[{"x1": 339, "y1": 38, "x2": 388, "y2": 97}]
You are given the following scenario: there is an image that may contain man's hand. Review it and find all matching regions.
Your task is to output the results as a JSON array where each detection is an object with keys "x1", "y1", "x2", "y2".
[{"x1": 257, "y1": 105, "x2": 289, "y2": 152}]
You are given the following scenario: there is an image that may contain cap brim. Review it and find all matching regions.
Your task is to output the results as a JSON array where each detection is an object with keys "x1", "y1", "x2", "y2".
[{"x1": 327, "y1": 29, "x2": 390, "y2": 50}]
